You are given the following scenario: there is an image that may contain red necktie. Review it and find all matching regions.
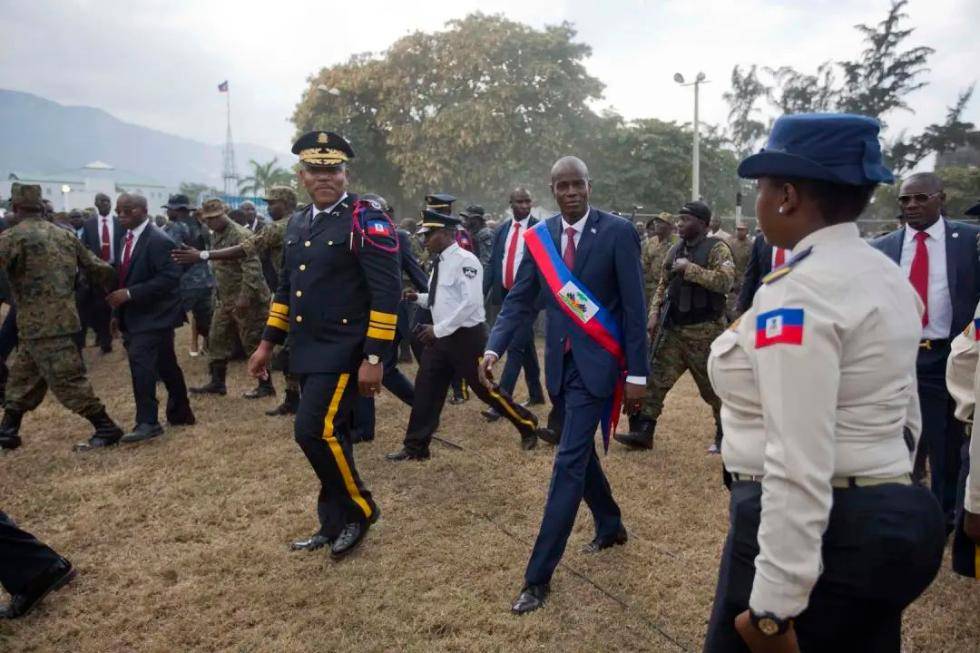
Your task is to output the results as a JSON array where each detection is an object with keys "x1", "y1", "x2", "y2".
[
  {"x1": 503, "y1": 222, "x2": 521, "y2": 289},
  {"x1": 909, "y1": 230, "x2": 929, "y2": 326},
  {"x1": 563, "y1": 227, "x2": 577, "y2": 352},
  {"x1": 118, "y1": 231, "x2": 134, "y2": 288},
  {"x1": 773, "y1": 247, "x2": 786, "y2": 267},
  {"x1": 100, "y1": 218, "x2": 111, "y2": 261}
]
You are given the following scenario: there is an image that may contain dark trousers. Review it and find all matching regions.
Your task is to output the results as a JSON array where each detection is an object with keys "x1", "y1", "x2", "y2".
[
  {"x1": 296, "y1": 371, "x2": 377, "y2": 537},
  {"x1": 0, "y1": 511, "x2": 63, "y2": 596},
  {"x1": 915, "y1": 342, "x2": 961, "y2": 523},
  {"x1": 524, "y1": 355, "x2": 622, "y2": 586},
  {"x1": 952, "y1": 437, "x2": 978, "y2": 578},
  {"x1": 78, "y1": 290, "x2": 112, "y2": 351},
  {"x1": 122, "y1": 328, "x2": 190, "y2": 426},
  {"x1": 704, "y1": 481, "x2": 944, "y2": 652},
  {"x1": 498, "y1": 317, "x2": 545, "y2": 403},
  {"x1": 0, "y1": 306, "x2": 18, "y2": 360},
  {"x1": 350, "y1": 342, "x2": 415, "y2": 440},
  {"x1": 403, "y1": 324, "x2": 538, "y2": 453}
]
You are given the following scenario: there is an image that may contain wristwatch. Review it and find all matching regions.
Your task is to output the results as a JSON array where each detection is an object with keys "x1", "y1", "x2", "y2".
[
  {"x1": 199, "y1": 250, "x2": 210, "y2": 261},
  {"x1": 750, "y1": 611, "x2": 793, "y2": 636},
  {"x1": 365, "y1": 354, "x2": 380, "y2": 365}
]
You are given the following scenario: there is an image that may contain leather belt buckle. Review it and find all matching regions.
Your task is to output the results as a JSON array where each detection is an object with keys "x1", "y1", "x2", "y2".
[{"x1": 919, "y1": 339, "x2": 932, "y2": 351}]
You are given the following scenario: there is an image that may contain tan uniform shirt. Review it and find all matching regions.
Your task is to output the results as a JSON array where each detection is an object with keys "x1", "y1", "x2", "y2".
[{"x1": 946, "y1": 305, "x2": 980, "y2": 513}]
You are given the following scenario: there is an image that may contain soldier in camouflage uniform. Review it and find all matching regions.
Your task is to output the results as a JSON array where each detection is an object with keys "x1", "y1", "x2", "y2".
[
  {"x1": 641, "y1": 212, "x2": 679, "y2": 300},
  {"x1": 0, "y1": 184, "x2": 125, "y2": 452},
  {"x1": 173, "y1": 186, "x2": 301, "y2": 415},
  {"x1": 614, "y1": 201, "x2": 735, "y2": 453},
  {"x1": 726, "y1": 223, "x2": 754, "y2": 320},
  {"x1": 188, "y1": 199, "x2": 272, "y2": 398},
  {"x1": 165, "y1": 194, "x2": 215, "y2": 354}
]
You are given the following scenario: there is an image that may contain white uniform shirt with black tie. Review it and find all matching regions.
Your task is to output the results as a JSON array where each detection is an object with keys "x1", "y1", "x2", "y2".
[{"x1": 415, "y1": 242, "x2": 485, "y2": 339}]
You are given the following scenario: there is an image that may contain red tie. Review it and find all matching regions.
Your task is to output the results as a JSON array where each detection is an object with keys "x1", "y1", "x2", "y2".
[
  {"x1": 100, "y1": 218, "x2": 111, "y2": 261},
  {"x1": 563, "y1": 227, "x2": 577, "y2": 352},
  {"x1": 909, "y1": 230, "x2": 929, "y2": 326},
  {"x1": 503, "y1": 222, "x2": 522, "y2": 289},
  {"x1": 773, "y1": 247, "x2": 786, "y2": 267},
  {"x1": 118, "y1": 231, "x2": 134, "y2": 287}
]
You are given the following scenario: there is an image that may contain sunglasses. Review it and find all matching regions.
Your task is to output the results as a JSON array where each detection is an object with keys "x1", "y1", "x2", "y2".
[{"x1": 898, "y1": 192, "x2": 940, "y2": 205}]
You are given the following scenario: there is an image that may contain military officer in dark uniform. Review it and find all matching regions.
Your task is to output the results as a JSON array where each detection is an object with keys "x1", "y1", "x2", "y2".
[{"x1": 248, "y1": 131, "x2": 401, "y2": 560}]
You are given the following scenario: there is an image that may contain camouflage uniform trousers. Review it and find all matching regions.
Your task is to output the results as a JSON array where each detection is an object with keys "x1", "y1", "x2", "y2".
[
  {"x1": 642, "y1": 319, "x2": 725, "y2": 422},
  {"x1": 208, "y1": 300, "x2": 267, "y2": 363},
  {"x1": 5, "y1": 336, "x2": 104, "y2": 417}
]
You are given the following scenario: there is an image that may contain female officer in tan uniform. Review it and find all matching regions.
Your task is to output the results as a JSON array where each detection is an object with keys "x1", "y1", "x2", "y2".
[{"x1": 703, "y1": 114, "x2": 945, "y2": 652}]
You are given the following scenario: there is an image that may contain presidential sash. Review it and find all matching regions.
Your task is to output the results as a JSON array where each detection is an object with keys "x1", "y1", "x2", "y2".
[{"x1": 523, "y1": 221, "x2": 626, "y2": 451}]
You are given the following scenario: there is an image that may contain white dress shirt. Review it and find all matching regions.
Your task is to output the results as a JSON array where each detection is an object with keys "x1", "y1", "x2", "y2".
[
  {"x1": 415, "y1": 242, "x2": 486, "y2": 339},
  {"x1": 946, "y1": 303, "x2": 980, "y2": 513},
  {"x1": 98, "y1": 213, "x2": 116, "y2": 261},
  {"x1": 500, "y1": 216, "x2": 531, "y2": 287},
  {"x1": 899, "y1": 218, "x2": 952, "y2": 339},
  {"x1": 770, "y1": 246, "x2": 793, "y2": 268},
  {"x1": 708, "y1": 222, "x2": 922, "y2": 618},
  {"x1": 311, "y1": 193, "x2": 348, "y2": 223},
  {"x1": 124, "y1": 218, "x2": 151, "y2": 255}
]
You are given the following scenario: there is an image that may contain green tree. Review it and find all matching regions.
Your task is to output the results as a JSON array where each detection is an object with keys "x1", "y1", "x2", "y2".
[
  {"x1": 887, "y1": 86, "x2": 978, "y2": 174},
  {"x1": 723, "y1": 65, "x2": 769, "y2": 159},
  {"x1": 765, "y1": 63, "x2": 838, "y2": 114},
  {"x1": 238, "y1": 158, "x2": 292, "y2": 197},
  {"x1": 940, "y1": 166, "x2": 980, "y2": 218}
]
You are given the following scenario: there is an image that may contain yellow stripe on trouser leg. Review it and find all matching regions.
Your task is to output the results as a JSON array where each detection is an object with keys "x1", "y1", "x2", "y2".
[
  {"x1": 487, "y1": 387, "x2": 537, "y2": 429},
  {"x1": 321, "y1": 373, "x2": 372, "y2": 520}
]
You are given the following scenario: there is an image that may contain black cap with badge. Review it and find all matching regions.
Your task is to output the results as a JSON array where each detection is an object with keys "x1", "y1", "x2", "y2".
[{"x1": 292, "y1": 131, "x2": 355, "y2": 169}]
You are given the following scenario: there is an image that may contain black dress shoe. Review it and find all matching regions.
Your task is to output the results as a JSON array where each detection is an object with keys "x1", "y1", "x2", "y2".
[
  {"x1": 481, "y1": 408, "x2": 501, "y2": 422},
  {"x1": 289, "y1": 533, "x2": 332, "y2": 552},
  {"x1": 385, "y1": 448, "x2": 430, "y2": 461},
  {"x1": 72, "y1": 435, "x2": 120, "y2": 452},
  {"x1": 167, "y1": 407, "x2": 196, "y2": 426},
  {"x1": 520, "y1": 432, "x2": 538, "y2": 450},
  {"x1": 511, "y1": 583, "x2": 549, "y2": 615},
  {"x1": 120, "y1": 423, "x2": 164, "y2": 443},
  {"x1": 1, "y1": 558, "x2": 75, "y2": 619},
  {"x1": 0, "y1": 434, "x2": 22, "y2": 450},
  {"x1": 582, "y1": 525, "x2": 628, "y2": 554},
  {"x1": 534, "y1": 428, "x2": 559, "y2": 445},
  {"x1": 330, "y1": 521, "x2": 370, "y2": 560}
]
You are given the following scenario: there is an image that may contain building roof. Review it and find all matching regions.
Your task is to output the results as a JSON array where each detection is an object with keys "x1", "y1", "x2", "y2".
[{"x1": 7, "y1": 162, "x2": 167, "y2": 188}]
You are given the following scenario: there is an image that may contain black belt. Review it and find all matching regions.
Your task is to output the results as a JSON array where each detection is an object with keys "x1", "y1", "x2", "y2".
[
  {"x1": 919, "y1": 338, "x2": 950, "y2": 351},
  {"x1": 730, "y1": 472, "x2": 912, "y2": 489}
]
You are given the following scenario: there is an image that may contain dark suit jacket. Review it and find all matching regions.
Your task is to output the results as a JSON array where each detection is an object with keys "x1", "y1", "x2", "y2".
[
  {"x1": 484, "y1": 216, "x2": 540, "y2": 305},
  {"x1": 872, "y1": 218, "x2": 980, "y2": 336},
  {"x1": 736, "y1": 236, "x2": 774, "y2": 314},
  {"x1": 487, "y1": 209, "x2": 649, "y2": 398},
  {"x1": 398, "y1": 229, "x2": 428, "y2": 291},
  {"x1": 81, "y1": 214, "x2": 124, "y2": 263},
  {"x1": 115, "y1": 223, "x2": 185, "y2": 334}
]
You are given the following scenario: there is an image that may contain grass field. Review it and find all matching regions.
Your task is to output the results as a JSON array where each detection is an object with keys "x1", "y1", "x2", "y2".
[{"x1": 1, "y1": 331, "x2": 977, "y2": 652}]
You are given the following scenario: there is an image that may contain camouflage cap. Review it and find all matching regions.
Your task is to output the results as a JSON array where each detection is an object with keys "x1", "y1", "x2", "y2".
[
  {"x1": 199, "y1": 198, "x2": 226, "y2": 219},
  {"x1": 10, "y1": 183, "x2": 43, "y2": 210},
  {"x1": 263, "y1": 186, "x2": 297, "y2": 205}
]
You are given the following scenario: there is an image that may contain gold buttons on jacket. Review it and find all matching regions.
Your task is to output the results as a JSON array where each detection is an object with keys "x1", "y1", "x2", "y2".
[
  {"x1": 296, "y1": 315, "x2": 303, "y2": 323},
  {"x1": 296, "y1": 291, "x2": 302, "y2": 297},
  {"x1": 304, "y1": 241, "x2": 311, "y2": 247},
  {"x1": 299, "y1": 264, "x2": 306, "y2": 271},
  {"x1": 341, "y1": 318, "x2": 348, "y2": 324},
  {"x1": 327, "y1": 241, "x2": 333, "y2": 245}
]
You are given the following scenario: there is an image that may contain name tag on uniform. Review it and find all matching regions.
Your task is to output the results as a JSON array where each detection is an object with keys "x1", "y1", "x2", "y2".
[
  {"x1": 558, "y1": 280, "x2": 599, "y2": 324},
  {"x1": 756, "y1": 308, "x2": 804, "y2": 348}
]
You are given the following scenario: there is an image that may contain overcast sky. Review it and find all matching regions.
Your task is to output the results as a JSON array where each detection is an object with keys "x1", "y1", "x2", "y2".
[{"x1": 2, "y1": 0, "x2": 977, "y2": 156}]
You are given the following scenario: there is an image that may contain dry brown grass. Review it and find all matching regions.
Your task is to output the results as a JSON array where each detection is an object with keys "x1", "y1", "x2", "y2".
[{"x1": 0, "y1": 329, "x2": 977, "y2": 652}]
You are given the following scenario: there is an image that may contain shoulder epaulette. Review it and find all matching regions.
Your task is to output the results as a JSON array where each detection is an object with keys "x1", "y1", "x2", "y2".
[{"x1": 762, "y1": 245, "x2": 813, "y2": 285}]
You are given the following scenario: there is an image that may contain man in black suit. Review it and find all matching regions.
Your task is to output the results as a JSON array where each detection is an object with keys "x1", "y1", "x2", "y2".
[
  {"x1": 481, "y1": 188, "x2": 545, "y2": 419},
  {"x1": 873, "y1": 172, "x2": 980, "y2": 526},
  {"x1": 105, "y1": 194, "x2": 194, "y2": 443},
  {"x1": 735, "y1": 234, "x2": 792, "y2": 314},
  {"x1": 79, "y1": 192, "x2": 123, "y2": 353}
]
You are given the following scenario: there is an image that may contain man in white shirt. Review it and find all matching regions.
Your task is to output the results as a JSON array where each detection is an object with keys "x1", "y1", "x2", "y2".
[
  {"x1": 79, "y1": 192, "x2": 121, "y2": 353},
  {"x1": 386, "y1": 209, "x2": 549, "y2": 461}
]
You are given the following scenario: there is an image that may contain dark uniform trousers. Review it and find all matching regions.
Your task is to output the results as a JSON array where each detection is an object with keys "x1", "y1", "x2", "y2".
[
  {"x1": 704, "y1": 481, "x2": 945, "y2": 652},
  {"x1": 403, "y1": 324, "x2": 538, "y2": 454},
  {"x1": 122, "y1": 329, "x2": 191, "y2": 426},
  {"x1": 524, "y1": 354, "x2": 621, "y2": 587},
  {"x1": 952, "y1": 437, "x2": 978, "y2": 578},
  {"x1": 296, "y1": 370, "x2": 378, "y2": 537},
  {"x1": 350, "y1": 341, "x2": 415, "y2": 440},
  {"x1": 498, "y1": 316, "x2": 545, "y2": 404},
  {"x1": 0, "y1": 511, "x2": 64, "y2": 596},
  {"x1": 915, "y1": 340, "x2": 962, "y2": 523}
]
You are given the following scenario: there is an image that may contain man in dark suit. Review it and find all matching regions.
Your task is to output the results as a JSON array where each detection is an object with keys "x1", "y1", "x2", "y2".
[
  {"x1": 105, "y1": 194, "x2": 194, "y2": 443},
  {"x1": 735, "y1": 234, "x2": 793, "y2": 314},
  {"x1": 481, "y1": 187, "x2": 545, "y2": 418},
  {"x1": 873, "y1": 172, "x2": 980, "y2": 527},
  {"x1": 480, "y1": 157, "x2": 649, "y2": 614},
  {"x1": 79, "y1": 192, "x2": 124, "y2": 353}
]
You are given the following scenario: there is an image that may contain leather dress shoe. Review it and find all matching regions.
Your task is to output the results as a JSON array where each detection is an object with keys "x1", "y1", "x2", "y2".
[
  {"x1": 582, "y1": 525, "x2": 628, "y2": 554},
  {"x1": 1, "y1": 558, "x2": 75, "y2": 619},
  {"x1": 520, "y1": 432, "x2": 538, "y2": 450},
  {"x1": 534, "y1": 428, "x2": 559, "y2": 445},
  {"x1": 0, "y1": 434, "x2": 22, "y2": 450},
  {"x1": 385, "y1": 448, "x2": 430, "y2": 461},
  {"x1": 481, "y1": 408, "x2": 501, "y2": 422},
  {"x1": 511, "y1": 583, "x2": 549, "y2": 615},
  {"x1": 121, "y1": 423, "x2": 164, "y2": 443},
  {"x1": 167, "y1": 406, "x2": 196, "y2": 427},
  {"x1": 330, "y1": 521, "x2": 370, "y2": 560},
  {"x1": 290, "y1": 533, "x2": 332, "y2": 552},
  {"x1": 72, "y1": 435, "x2": 120, "y2": 452}
]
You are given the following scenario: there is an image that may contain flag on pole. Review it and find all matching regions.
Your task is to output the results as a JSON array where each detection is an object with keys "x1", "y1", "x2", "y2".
[{"x1": 217, "y1": 80, "x2": 229, "y2": 92}]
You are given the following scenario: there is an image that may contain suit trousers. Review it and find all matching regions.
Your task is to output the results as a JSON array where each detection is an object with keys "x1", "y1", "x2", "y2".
[
  {"x1": 703, "y1": 481, "x2": 944, "y2": 652},
  {"x1": 498, "y1": 317, "x2": 545, "y2": 403},
  {"x1": 403, "y1": 324, "x2": 538, "y2": 453},
  {"x1": 915, "y1": 342, "x2": 962, "y2": 523},
  {"x1": 952, "y1": 437, "x2": 978, "y2": 578},
  {"x1": 122, "y1": 328, "x2": 190, "y2": 426},
  {"x1": 350, "y1": 341, "x2": 415, "y2": 440},
  {"x1": 524, "y1": 354, "x2": 622, "y2": 587},
  {"x1": 0, "y1": 511, "x2": 64, "y2": 596},
  {"x1": 79, "y1": 289, "x2": 112, "y2": 351},
  {"x1": 295, "y1": 371, "x2": 377, "y2": 537}
]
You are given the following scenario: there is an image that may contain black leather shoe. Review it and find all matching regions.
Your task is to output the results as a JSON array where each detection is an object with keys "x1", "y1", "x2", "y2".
[
  {"x1": 534, "y1": 428, "x2": 559, "y2": 445},
  {"x1": 330, "y1": 521, "x2": 370, "y2": 560},
  {"x1": 1, "y1": 558, "x2": 75, "y2": 619},
  {"x1": 481, "y1": 408, "x2": 501, "y2": 422},
  {"x1": 242, "y1": 380, "x2": 275, "y2": 399},
  {"x1": 289, "y1": 533, "x2": 332, "y2": 552},
  {"x1": 385, "y1": 448, "x2": 430, "y2": 461},
  {"x1": 121, "y1": 423, "x2": 164, "y2": 443},
  {"x1": 521, "y1": 432, "x2": 538, "y2": 450},
  {"x1": 167, "y1": 406, "x2": 196, "y2": 427},
  {"x1": 0, "y1": 434, "x2": 22, "y2": 450},
  {"x1": 582, "y1": 525, "x2": 628, "y2": 554},
  {"x1": 72, "y1": 435, "x2": 119, "y2": 452},
  {"x1": 511, "y1": 583, "x2": 549, "y2": 615}
]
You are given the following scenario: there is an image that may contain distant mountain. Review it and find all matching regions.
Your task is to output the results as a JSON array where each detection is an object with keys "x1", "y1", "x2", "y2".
[{"x1": 0, "y1": 89, "x2": 290, "y2": 189}]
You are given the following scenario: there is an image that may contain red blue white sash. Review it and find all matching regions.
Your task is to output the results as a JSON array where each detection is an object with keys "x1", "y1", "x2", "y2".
[{"x1": 523, "y1": 221, "x2": 626, "y2": 451}]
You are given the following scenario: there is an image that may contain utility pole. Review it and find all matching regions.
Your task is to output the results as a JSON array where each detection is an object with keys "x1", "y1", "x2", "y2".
[
  {"x1": 219, "y1": 81, "x2": 238, "y2": 197},
  {"x1": 674, "y1": 72, "x2": 709, "y2": 201}
]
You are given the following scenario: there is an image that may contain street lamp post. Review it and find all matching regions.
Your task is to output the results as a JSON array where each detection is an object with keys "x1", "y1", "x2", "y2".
[{"x1": 674, "y1": 72, "x2": 709, "y2": 202}]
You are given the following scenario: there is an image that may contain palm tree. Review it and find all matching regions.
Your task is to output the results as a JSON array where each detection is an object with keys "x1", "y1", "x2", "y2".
[{"x1": 238, "y1": 158, "x2": 293, "y2": 197}]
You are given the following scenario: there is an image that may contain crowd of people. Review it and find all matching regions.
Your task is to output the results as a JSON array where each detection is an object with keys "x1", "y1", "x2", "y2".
[{"x1": 0, "y1": 113, "x2": 978, "y2": 652}]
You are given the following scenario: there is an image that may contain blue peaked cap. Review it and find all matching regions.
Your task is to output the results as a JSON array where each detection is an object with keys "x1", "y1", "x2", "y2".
[{"x1": 738, "y1": 113, "x2": 894, "y2": 186}]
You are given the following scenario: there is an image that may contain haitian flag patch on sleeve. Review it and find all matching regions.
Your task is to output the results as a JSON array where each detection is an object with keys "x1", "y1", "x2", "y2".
[
  {"x1": 366, "y1": 220, "x2": 393, "y2": 237},
  {"x1": 755, "y1": 308, "x2": 804, "y2": 348},
  {"x1": 974, "y1": 317, "x2": 980, "y2": 340}
]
